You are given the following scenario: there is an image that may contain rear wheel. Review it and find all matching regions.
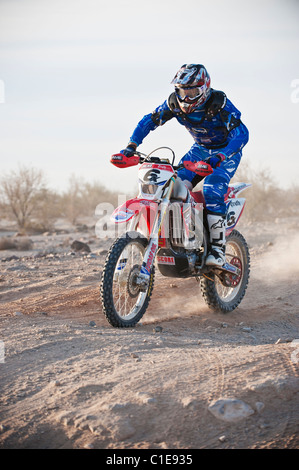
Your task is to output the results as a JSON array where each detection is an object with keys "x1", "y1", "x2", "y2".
[
  {"x1": 100, "y1": 232, "x2": 154, "y2": 327},
  {"x1": 200, "y1": 230, "x2": 250, "y2": 313}
]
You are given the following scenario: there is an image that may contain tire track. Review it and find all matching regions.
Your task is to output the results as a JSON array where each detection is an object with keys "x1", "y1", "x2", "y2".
[{"x1": 275, "y1": 348, "x2": 299, "y2": 448}]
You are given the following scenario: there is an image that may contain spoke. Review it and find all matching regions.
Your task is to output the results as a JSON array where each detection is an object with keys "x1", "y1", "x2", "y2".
[
  {"x1": 215, "y1": 241, "x2": 243, "y2": 301},
  {"x1": 112, "y1": 241, "x2": 147, "y2": 319}
]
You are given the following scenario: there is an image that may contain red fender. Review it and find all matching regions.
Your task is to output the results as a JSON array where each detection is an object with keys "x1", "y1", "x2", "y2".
[{"x1": 111, "y1": 198, "x2": 158, "y2": 235}]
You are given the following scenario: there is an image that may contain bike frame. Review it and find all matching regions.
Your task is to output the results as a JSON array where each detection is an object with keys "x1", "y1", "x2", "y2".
[{"x1": 110, "y1": 151, "x2": 251, "y2": 280}]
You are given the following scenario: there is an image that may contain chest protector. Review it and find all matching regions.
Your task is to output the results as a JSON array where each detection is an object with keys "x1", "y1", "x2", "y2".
[{"x1": 167, "y1": 89, "x2": 241, "y2": 148}]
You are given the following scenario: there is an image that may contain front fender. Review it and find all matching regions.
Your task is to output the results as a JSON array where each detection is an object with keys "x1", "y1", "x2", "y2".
[{"x1": 111, "y1": 198, "x2": 158, "y2": 232}]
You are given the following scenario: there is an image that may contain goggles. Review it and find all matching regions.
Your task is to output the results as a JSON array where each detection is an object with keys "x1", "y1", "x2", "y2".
[{"x1": 175, "y1": 86, "x2": 204, "y2": 104}]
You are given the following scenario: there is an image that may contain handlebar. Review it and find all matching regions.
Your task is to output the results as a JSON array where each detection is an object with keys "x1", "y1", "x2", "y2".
[
  {"x1": 135, "y1": 152, "x2": 183, "y2": 170},
  {"x1": 110, "y1": 147, "x2": 214, "y2": 177}
]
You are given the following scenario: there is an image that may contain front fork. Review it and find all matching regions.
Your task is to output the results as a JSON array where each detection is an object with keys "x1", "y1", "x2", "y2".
[{"x1": 136, "y1": 177, "x2": 176, "y2": 288}]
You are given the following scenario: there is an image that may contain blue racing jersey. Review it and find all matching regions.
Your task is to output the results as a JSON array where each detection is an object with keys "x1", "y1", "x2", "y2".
[{"x1": 129, "y1": 89, "x2": 249, "y2": 158}]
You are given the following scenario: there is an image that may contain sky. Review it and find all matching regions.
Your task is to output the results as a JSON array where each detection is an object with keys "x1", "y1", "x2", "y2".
[{"x1": 0, "y1": 0, "x2": 299, "y2": 194}]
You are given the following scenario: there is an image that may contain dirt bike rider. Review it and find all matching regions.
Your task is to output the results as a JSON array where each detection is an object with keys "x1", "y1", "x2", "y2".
[{"x1": 120, "y1": 64, "x2": 249, "y2": 267}]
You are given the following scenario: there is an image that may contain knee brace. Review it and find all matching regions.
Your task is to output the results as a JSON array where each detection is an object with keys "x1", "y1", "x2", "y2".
[{"x1": 203, "y1": 171, "x2": 229, "y2": 214}]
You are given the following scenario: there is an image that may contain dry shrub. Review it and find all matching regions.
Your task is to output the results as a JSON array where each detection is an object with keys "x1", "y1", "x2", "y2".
[
  {"x1": 232, "y1": 161, "x2": 299, "y2": 221},
  {"x1": 1, "y1": 166, "x2": 119, "y2": 231},
  {"x1": 0, "y1": 237, "x2": 33, "y2": 251},
  {"x1": 15, "y1": 238, "x2": 33, "y2": 250},
  {"x1": 60, "y1": 175, "x2": 119, "y2": 225},
  {"x1": 0, "y1": 166, "x2": 45, "y2": 230},
  {"x1": 0, "y1": 237, "x2": 17, "y2": 250}
]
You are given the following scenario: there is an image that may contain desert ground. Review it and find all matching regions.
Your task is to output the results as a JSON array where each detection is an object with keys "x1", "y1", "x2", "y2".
[{"x1": 0, "y1": 215, "x2": 298, "y2": 449}]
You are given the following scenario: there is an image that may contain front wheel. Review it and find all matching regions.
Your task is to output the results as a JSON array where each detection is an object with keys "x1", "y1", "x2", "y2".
[
  {"x1": 100, "y1": 232, "x2": 155, "y2": 327},
  {"x1": 200, "y1": 229, "x2": 250, "y2": 313}
]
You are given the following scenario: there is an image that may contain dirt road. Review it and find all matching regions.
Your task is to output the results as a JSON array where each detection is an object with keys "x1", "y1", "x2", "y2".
[{"x1": 0, "y1": 218, "x2": 298, "y2": 449}]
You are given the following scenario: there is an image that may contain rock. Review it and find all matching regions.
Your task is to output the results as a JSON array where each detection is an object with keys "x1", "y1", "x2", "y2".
[
  {"x1": 208, "y1": 398, "x2": 255, "y2": 422},
  {"x1": 153, "y1": 326, "x2": 163, "y2": 333},
  {"x1": 2, "y1": 255, "x2": 19, "y2": 262},
  {"x1": 87, "y1": 253, "x2": 97, "y2": 259},
  {"x1": 84, "y1": 443, "x2": 94, "y2": 449},
  {"x1": 181, "y1": 397, "x2": 198, "y2": 409},
  {"x1": 255, "y1": 402, "x2": 265, "y2": 413},
  {"x1": 70, "y1": 240, "x2": 91, "y2": 253},
  {"x1": 14, "y1": 311, "x2": 23, "y2": 316},
  {"x1": 241, "y1": 326, "x2": 253, "y2": 333},
  {"x1": 130, "y1": 353, "x2": 139, "y2": 359},
  {"x1": 136, "y1": 392, "x2": 157, "y2": 404},
  {"x1": 7, "y1": 265, "x2": 28, "y2": 271},
  {"x1": 89, "y1": 321, "x2": 96, "y2": 327}
]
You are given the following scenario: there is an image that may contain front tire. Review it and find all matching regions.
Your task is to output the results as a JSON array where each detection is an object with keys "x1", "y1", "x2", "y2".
[
  {"x1": 100, "y1": 232, "x2": 155, "y2": 327},
  {"x1": 200, "y1": 229, "x2": 250, "y2": 313}
]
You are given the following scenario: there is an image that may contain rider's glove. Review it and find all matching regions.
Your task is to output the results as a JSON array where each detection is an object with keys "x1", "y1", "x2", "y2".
[
  {"x1": 121, "y1": 143, "x2": 137, "y2": 157},
  {"x1": 206, "y1": 152, "x2": 226, "y2": 169}
]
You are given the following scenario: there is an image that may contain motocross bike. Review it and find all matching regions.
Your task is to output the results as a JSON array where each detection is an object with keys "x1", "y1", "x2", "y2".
[{"x1": 100, "y1": 147, "x2": 250, "y2": 328}]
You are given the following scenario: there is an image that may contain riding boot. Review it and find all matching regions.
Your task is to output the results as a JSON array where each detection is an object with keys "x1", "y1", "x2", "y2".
[{"x1": 206, "y1": 213, "x2": 226, "y2": 266}]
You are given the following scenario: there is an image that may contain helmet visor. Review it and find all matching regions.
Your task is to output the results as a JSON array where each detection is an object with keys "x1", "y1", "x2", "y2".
[{"x1": 175, "y1": 86, "x2": 203, "y2": 103}]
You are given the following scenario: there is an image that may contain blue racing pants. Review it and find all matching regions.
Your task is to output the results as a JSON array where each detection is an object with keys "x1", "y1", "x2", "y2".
[{"x1": 177, "y1": 143, "x2": 242, "y2": 214}]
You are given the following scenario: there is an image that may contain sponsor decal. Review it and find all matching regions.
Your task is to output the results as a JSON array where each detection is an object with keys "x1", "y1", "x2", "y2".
[
  {"x1": 140, "y1": 163, "x2": 174, "y2": 172},
  {"x1": 157, "y1": 256, "x2": 175, "y2": 265},
  {"x1": 114, "y1": 209, "x2": 134, "y2": 221},
  {"x1": 222, "y1": 263, "x2": 238, "y2": 273},
  {"x1": 229, "y1": 200, "x2": 241, "y2": 207},
  {"x1": 116, "y1": 259, "x2": 127, "y2": 271},
  {"x1": 143, "y1": 242, "x2": 157, "y2": 274}
]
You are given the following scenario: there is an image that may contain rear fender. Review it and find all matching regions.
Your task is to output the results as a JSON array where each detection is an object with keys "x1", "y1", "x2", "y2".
[{"x1": 225, "y1": 182, "x2": 251, "y2": 200}]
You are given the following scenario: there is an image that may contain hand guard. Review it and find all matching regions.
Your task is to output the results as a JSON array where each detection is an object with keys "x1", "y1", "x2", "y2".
[
  {"x1": 183, "y1": 160, "x2": 213, "y2": 177},
  {"x1": 111, "y1": 153, "x2": 140, "y2": 168}
]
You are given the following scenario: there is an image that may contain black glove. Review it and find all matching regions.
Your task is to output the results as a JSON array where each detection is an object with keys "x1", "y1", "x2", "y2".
[
  {"x1": 121, "y1": 143, "x2": 137, "y2": 157},
  {"x1": 206, "y1": 152, "x2": 226, "y2": 169}
]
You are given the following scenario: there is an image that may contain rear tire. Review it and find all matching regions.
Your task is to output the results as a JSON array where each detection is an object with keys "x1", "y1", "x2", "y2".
[
  {"x1": 200, "y1": 229, "x2": 250, "y2": 313},
  {"x1": 100, "y1": 232, "x2": 155, "y2": 327}
]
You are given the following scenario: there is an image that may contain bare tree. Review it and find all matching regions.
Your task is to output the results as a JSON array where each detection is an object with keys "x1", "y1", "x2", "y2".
[
  {"x1": 0, "y1": 165, "x2": 46, "y2": 230},
  {"x1": 60, "y1": 174, "x2": 85, "y2": 225}
]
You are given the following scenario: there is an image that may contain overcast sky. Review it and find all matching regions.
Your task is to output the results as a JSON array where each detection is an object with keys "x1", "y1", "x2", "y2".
[{"x1": 0, "y1": 0, "x2": 298, "y2": 194}]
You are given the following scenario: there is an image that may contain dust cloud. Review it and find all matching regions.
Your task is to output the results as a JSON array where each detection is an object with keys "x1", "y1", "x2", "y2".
[{"x1": 254, "y1": 233, "x2": 299, "y2": 282}]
